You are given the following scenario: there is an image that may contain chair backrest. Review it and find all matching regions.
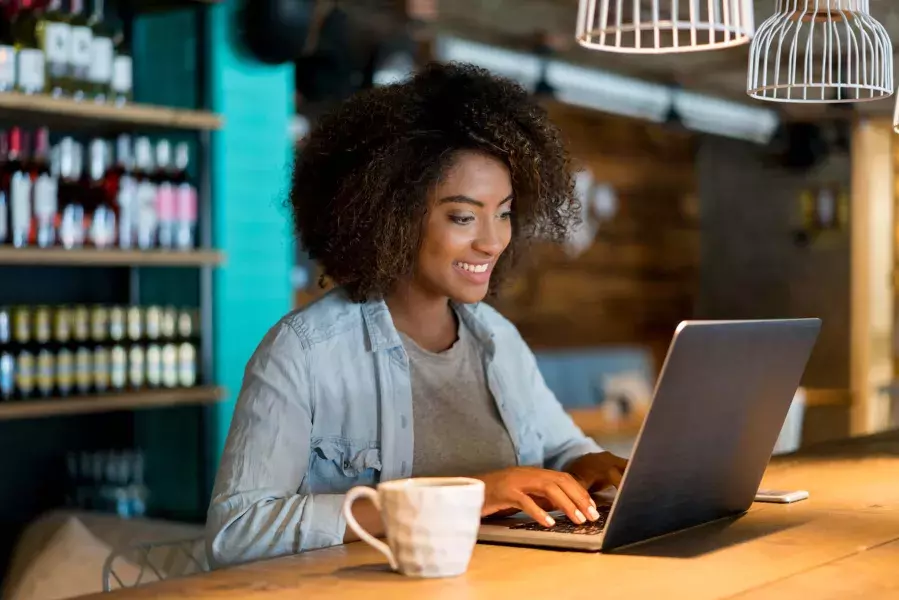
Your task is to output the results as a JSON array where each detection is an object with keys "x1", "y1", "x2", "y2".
[{"x1": 102, "y1": 536, "x2": 208, "y2": 592}]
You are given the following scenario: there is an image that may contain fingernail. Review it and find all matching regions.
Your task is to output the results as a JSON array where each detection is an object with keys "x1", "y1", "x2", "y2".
[
  {"x1": 574, "y1": 510, "x2": 586, "y2": 524},
  {"x1": 590, "y1": 497, "x2": 597, "y2": 508},
  {"x1": 545, "y1": 515, "x2": 556, "y2": 527},
  {"x1": 588, "y1": 506, "x2": 600, "y2": 521}
]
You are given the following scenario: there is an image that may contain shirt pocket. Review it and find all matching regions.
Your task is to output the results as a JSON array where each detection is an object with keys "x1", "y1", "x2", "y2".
[
  {"x1": 514, "y1": 413, "x2": 545, "y2": 467},
  {"x1": 307, "y1": 437, "x2": 382, "y2": 493}
]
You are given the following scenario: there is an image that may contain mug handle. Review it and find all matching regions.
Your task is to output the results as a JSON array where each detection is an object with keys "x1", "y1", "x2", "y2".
[{"x1": 342, "y1": 486, "x2": 398, "y2": 571}]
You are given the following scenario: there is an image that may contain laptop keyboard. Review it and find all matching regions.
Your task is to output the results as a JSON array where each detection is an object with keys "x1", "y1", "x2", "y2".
[{"x1": 508, "y1": 505, "x2": 610, "y2": 535}]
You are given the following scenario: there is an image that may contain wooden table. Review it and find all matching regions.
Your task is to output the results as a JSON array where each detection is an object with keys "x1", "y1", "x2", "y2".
[{"x1": 88, "y1": 431, "x2": 899, "y2": 600}]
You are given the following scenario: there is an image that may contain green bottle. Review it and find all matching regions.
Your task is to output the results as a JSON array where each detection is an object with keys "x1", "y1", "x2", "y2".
[
  {"x1": 10, "y1": 0, "x2": 45, "y2": 94},
  {"x1": 36, "y1": 0, "x2": 70, "y2": 97},
  {"x1": 87, "y1": 0, "x2": 113, "y2": 102}
]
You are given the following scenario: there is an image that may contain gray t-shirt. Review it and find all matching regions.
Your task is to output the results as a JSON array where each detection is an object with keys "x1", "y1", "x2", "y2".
[{"x1": 399, "y1": 317, "x2": 518, "y2": 478}]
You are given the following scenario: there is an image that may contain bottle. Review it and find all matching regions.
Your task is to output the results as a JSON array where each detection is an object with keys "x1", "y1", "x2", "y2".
[
  {"x1": 108, "y1": 304, "x2": 125, "y2": 390},
  {"x1": 87, "y1": 0, "x2": 112, "y2": 102},
  {"x1": 126, "y1": 305, "x2": 143, "y2": 389},
  {"x1": 58, "y1": 137, "x2": 85, "y2": 249},
  {"x1": 54, "y1": 305, "x2": 74, "y2": 396},
  {"x1": 133, "y1": 137, "x2": 156, "y2": 249},
  {"x1": 30, "y1": 128, "x2": 57, "y2": 249},
  {"x1": 109, "y1": 4, "x2": 130, "y2": 105},
  {"x1": 173, "y1": 142, "x2": 197, "y2": 250},
  {"x1": 34, "y1": 305, "x2": 54, "y2": 397},
  {"x1": 87, "y1": 138, "x2": 115, "y2": 248},
  {"x1": 72, "y1": 304, "x2": 92, "y2": 395},
  {"x1": 177, "y1": 341, "x2": 196, "y2": 387},
  {"x1": 12, "y1": 306, "x2": 33, "y2": 399},
  {"x1": 111, "y1": 135, "x2": 134, "y2": 248},
  {"x1": 0, "y1": 305, "x2": 12, "y2": 400},
  {"x1": 11, "y1": 0, "x2": 45, "y2": 94},
  {"x1": 7, "y1": 128, "x2": 32, "y2": 249},
  {"x1": 89, "y1": 304, "x2": 109, "y2": 392},
  {"x1": 66, "y1": 0, "x2": 91, "y2": 100},
  {"x1": 0, "y1": 132, "x2": 8, "y2": 245},
  {"x1": 37, "y1": 0, "x2": 70, "y2": 97},
  {"x1": 0, "y1": 1, "x2": 19, "y2": 92},
  {"x1": 154, "y1": 140, "x2": 175, "y2": 249}
]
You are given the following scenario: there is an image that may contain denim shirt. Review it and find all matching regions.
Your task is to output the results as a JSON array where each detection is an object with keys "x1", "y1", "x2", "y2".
[{"x1": 205, "y1": 288, "x2": 602, "y2": 568}]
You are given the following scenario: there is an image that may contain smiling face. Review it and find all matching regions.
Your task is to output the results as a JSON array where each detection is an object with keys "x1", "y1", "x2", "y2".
[{"x1": 412, "y1": 150, "x2": 514, "y2": 305}]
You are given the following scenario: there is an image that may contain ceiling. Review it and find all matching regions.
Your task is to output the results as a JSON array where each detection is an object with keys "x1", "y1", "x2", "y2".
[{"x1": 432, "y1": 0, "x2": 899, "y2": 120}]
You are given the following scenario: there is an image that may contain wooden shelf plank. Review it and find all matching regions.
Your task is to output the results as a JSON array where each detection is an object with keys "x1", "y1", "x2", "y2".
[
  {"x1": 0, "y1": 92, "x2": 222, "y2": 131},
  {"x1": 128, "y1": 0, "x2": 221, "y2": 12},
  {"x1": 0, "y1": 386, "x2": 226, "y2": 421},
  {"x1": 0, "y1": 247, "x2": 225, "y2": 267}
]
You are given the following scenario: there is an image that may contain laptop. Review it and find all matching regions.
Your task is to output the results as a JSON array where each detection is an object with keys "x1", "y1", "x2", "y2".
[{"x1": 478, "y1": 318, "x2": 822, "y2": 552}]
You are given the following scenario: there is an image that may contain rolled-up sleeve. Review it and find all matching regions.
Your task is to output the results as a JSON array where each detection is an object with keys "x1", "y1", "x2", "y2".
[{"x1": 205, "y1": 321, "x2": 347, "y2": 569}]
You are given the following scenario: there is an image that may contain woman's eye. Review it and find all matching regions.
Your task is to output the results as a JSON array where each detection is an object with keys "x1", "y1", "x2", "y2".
[
  {"x1": 499, "y1": 211, "x2": 512, "y2": 220},
  {"x1": 450, "y1": 215, "x2": 474, "y2": 225}
]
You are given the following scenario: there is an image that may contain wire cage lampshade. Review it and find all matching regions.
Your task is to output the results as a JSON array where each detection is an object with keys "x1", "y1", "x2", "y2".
[
  {"x1": 575, "y1": 0, "x2": 755, "y2": 54},
  {"x1": 747, "y1": 0, "x2": 893, "y2": 103},
  {"x1": 894, "y1": 94, "x2": 899, "y2": 133}
]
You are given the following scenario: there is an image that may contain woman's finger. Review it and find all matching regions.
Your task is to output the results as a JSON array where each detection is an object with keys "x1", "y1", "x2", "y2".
[
  {"x1": 513, "y1": 491, "x2": 556, "y2": 527},
  {"x1": 538, "y1": 483, "x2": 587, "y2": 525},
  {"x1": 555, "y1": 472, "x2": 599, "y2": 519},
  {"x1": 607, "y1": 468, "x2": 623, "y2": 488},
  {"x1": 610, "y1": 455, "x2": 629, "y2": 470}
]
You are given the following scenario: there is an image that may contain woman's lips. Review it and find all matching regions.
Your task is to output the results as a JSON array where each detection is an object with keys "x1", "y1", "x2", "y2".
[{"x1": 453, "y1": 261, "x2": 492, "y2": 284}]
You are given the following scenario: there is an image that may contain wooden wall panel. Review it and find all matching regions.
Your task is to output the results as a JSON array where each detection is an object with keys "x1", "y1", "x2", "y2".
[{"x1": 491, "y1": 104, "x2": 699, "y2": 369}]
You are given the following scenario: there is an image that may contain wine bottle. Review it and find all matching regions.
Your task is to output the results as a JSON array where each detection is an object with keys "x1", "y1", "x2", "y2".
[
  {"x1": 87, "y1": 138, "x2": 115, "y2": 248},
  {"x1": 133, "y1": 137, "x2": 156, "y2": 249},
  {"x1": 7, "y1": 128, "x2": 32, "y2": 249},
  {"x1": 154, "y1": 140, "x2": 175, "y2": 249},
  {"x1": 109, "y1": 2, "x2": 130, "y2": 105},
  {"x1": 37, "y1": 0, "x2": 70, "y2": 97},
  {"x1": 11, "y1": 0, "x2": 45, "y2": 94},
  {"x1": 58, "y1": 137, "x2": 85, "y2": 249},
  {"x1": 110, "y1": 134, "x2": 134, "y2": 248},
  {"x1": 0, "y1": 131, "x2": 7, "y2": 245},
  {"x1": 0, "y1": 1, "x2": 19, "y2": 92},
  {"x1": 66, "y1": 0, "x2": 92, "y2": 100},
  {"x1": 173, "y1": 142, "x2": 197, "y2": 250},
  {"x1": 87, "y1": 0, "x2": 112, "y2": 102},
  {"x1": 30, "y1": 128, "x2": 57, "y2": 249},
  {"x1": 0, "y1": 305, "x2": 12, "y2": 401}
]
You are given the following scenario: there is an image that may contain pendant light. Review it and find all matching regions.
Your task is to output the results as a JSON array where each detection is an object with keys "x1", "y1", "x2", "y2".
[
  {"x1": 748, "y1": 0, "x2": 893, "y2": 103},
  {"x1": 575, "y1": 0, "x2": 755, "y2": 54},
  {"x1": 894, "y1": 95, "x2": 899, "y2": 133}
]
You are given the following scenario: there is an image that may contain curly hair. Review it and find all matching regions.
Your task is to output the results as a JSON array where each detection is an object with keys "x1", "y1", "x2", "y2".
[{"x1": 290, "y1": 61, "x2": 579, "y2": 302}]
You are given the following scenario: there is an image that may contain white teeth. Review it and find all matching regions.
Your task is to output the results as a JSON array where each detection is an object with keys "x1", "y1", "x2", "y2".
[{"x1": 456, "y1": 262, "x2": 488, "y2": 273}]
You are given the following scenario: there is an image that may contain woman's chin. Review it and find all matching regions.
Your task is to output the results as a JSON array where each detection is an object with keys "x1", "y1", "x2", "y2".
[{"x1": 449, "y1": 283, "x2": 491, "y2": 305}]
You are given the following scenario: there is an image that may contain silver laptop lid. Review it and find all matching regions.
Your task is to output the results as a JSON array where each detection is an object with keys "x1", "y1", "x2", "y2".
[{"x1": 601, "y1": 318, "x2": 821, "y2": 552}]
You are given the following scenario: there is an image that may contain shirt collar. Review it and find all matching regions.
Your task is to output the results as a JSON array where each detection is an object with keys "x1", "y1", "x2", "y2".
[{"x1": 360, "y1": 296, "x2": 496, "y2": 353}]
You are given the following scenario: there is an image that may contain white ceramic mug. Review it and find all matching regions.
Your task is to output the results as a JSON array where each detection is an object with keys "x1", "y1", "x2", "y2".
[{"x1": 342, "y1": 477, "x2": 485, "y2": 578}]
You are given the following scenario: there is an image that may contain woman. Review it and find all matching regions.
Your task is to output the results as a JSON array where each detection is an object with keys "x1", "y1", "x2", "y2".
[{"x1": 206, "y1": 62, "x2": 628, "y2": 568}]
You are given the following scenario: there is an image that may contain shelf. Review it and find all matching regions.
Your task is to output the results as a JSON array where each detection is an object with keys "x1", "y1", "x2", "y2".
[
  {"x1": 0, "y1": 92, "x2": 222, "y2": 131},
  {"x1": 0, "y1": 247, "x2": 225, "y2": 267},
  {"x1": 127, "y1": 0, "x2": 221, "y2": 13},
  {"x1": 0, "y1": 386, "x2": 225, "y2": 421}
]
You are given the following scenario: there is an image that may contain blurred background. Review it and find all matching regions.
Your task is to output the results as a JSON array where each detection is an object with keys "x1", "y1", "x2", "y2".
[{"x1": 0, "y1": 0, "x2": 897, "y2": 596}]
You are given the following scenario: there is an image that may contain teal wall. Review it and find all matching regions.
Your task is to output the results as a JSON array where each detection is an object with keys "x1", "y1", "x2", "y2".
[
  {"x1": 208, "y1": 0, "x2": 296, "y2": 460},
  {"x1": 130, "y1": 1, "x2": 295, "y2": 518}
]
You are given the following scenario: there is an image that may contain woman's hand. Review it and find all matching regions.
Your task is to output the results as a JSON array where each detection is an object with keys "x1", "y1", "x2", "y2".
[
  {"x1": 474, "y1": 467, "x2": 603, "y2": 527},
  {"x1": 564, "y1": 451, "x2": 629, "y2": 493}
]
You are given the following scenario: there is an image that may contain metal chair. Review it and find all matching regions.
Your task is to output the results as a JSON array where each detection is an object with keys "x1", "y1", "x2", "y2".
[{"x1": 102, "y1": 536, "x2": 208, "y2": 592}]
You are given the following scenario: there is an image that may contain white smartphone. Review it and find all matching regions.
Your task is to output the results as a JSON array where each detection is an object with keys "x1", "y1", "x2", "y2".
[{"x1": 754, "y1": 489, "x2": 809, "y2": 503}]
